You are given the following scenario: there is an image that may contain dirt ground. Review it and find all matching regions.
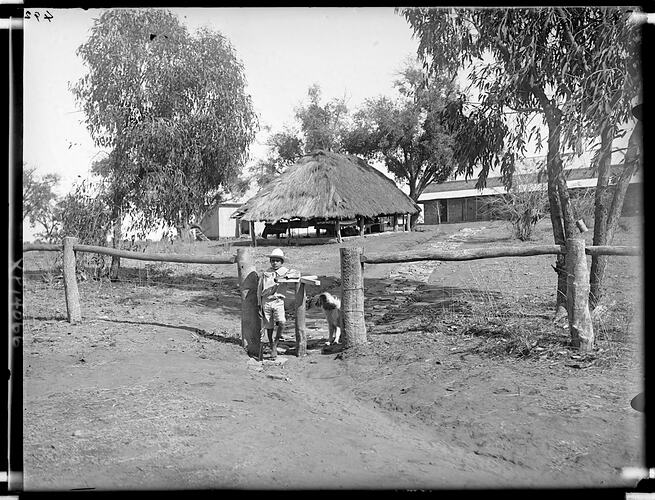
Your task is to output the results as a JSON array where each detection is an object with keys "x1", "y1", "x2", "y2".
[{"x1": 21, "y1": 218, "x2": 645, "y2": 491}]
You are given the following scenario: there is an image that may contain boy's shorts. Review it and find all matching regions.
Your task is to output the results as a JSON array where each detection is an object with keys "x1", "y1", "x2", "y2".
[{"x1": 261, "y1": 298, "x2": 285, "y2": 329}]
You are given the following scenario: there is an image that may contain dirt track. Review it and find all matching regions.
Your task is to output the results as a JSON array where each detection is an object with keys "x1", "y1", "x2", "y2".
[{"x1": 22, "y1": 220, "x2": 644, "y2": 490}]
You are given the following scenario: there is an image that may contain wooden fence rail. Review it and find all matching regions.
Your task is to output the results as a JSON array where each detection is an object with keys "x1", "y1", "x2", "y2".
[
  {"x1": 342, "y1": 240, "x2": 641, "y2": 354},
  {"x1": 361, "y1": 244, "x2": 641, "y2": 264},
  {"x1": 23, "y1": 238, "x2": 307, "y2": 358},
  {"x1": 23, "y1": 242, "x2": 236, "y2": 264},
  {"x1": 584, "y1": 246, "x2": 642, "y2": 257}
]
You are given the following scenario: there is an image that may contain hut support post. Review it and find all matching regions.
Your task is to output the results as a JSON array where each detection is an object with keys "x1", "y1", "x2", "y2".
[
  {"x1": 566, "y1": 237, "x2": 594, "y2": 353},
  {"x1": 236, "y1": 248, "x2": 261, "y2": 358},
  {"x1": 404, "y1": 214, "x2": 410, "y2": 231},
  {"x1": 393, "y1": 214, "x2": 398, "y2": 231},
  {"x1": 358, "y1": 217, "x2": 365, "y2": 237},
  {"x1": 63, "y1": 236, "x2": 82, "y2": 323},
  {"x1": 250, "y1": 221, "x2": 256, "y2": 247},
  {"x1": 295, "y1": 282, "x2": 307, "y2": 357},
  {"x1": 335, "y1": 220, "x2": 342, "y2": 243},
  {"x1": 340, "y1": 247, "x2": 367, "y2": 348}
]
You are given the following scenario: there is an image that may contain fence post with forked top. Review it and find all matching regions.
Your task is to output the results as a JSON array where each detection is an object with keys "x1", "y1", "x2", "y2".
[{"x1": 566, "y1": 237, "x2": 594, "y2": 353}]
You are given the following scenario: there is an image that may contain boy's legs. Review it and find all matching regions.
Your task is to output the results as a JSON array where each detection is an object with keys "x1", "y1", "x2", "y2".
[
  {"x1": 266, "y1": 328, "x2": 276, "y2": 359},
  {"x1": 270, "y1": 299, "x2": 286, "y2": 359},
  {"x1": 271, "y1": 320, "x2": 286, "y2": 359},
  {"x1": 262, "y1": 299, "x2": 286, "y2": 359}
]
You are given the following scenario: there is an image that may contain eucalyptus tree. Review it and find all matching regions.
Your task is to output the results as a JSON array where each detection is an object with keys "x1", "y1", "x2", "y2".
[
  {"x1": 251, "y1": 84, "x2": 349, "y2": 189},
  {"x1": 401, "y1": 7, "x2": 641, "y2": 332},
  {"x1": 251, "y1": 130, "x2": 303, "y2": 188},
  {"x1": 23, "y1": 166, "x2": 60, "y2": 242},
  {"x1": 296, "y1": 84, "x2": 350, "y2": 153},
  {"x1": 342, "y1": 63, "x2": 463, "y2": 226},
  {"x1": 72, "y1": 9, "x2": 257, "y2": 277}
]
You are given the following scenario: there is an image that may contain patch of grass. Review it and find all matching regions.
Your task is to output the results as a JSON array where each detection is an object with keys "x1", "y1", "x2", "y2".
[{"x1": 463, "y1": 318, "x2": 569, "y2": 359}]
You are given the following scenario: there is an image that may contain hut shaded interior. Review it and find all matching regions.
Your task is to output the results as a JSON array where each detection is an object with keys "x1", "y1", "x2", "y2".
[{"x1": 232, "y1": 150, "x2": 420, "y2": 225}]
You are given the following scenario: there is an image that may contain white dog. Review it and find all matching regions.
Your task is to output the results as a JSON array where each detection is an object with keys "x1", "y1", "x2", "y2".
[{"x1": 314, "y1": 292, "x2": 344, "y2": 345}]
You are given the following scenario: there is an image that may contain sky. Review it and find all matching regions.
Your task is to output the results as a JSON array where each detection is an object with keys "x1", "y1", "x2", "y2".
[{"x1": 23, "y1": 7, "x2": 421, "y2": 196}]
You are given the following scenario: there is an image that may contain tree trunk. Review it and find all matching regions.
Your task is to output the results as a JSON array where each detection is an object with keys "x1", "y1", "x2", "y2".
[
  {"x1": 605, "y1": 161, "x2": 639, "y2": 243},
  {"x1": 408, "y1": 186, "x2": 419, "y2": 230},
  {"x1": 589, "y1": 122, "x2": 615, "y2": 309},
  {"x1": 533, "y1": 87, "x2": 577, "y2": 320},
  {"x1": 176, "y1": 220, "x2": 192, "y2": 242},
  {"x1": 545, "y1": 118, "x2": 568, "y2": 318},
  {"x1": 175, "y1": 209, "x2": 191, "y2": 242},
  {"x1": 591, "y1": 120, "x2": 641, "y2": 308},
  {"x1": 110, "y1": 204, "x2": 122, "y2": 282}
]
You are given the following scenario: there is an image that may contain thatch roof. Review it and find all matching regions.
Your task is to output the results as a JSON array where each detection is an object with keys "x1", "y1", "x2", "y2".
[{"x1": 232, "y1": 150, "x2": 420, "y2": 223}]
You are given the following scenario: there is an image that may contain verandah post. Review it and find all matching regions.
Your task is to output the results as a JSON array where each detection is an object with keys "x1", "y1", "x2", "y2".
[
  {"x1": 566, "y1": 237, "x2": 594, "y2": 353},
  {"x1": 335, "y1": 220, "x2": 342, "y2": 243},
  {"x1": 340, "y1": 246, "x2": 366, "y2": 348},
  {"x1": 249, "y1": 221, "x2": 257, "y2": 247},
  {"x1": 295, "y1": 282, "x2": 307, "y2": 357},
  {"x1": 62, "y1": 236, "x2": 82, "y2": 323},
  {"x1": 236, "y1": 247, "x2": 261, "y2": 357}
]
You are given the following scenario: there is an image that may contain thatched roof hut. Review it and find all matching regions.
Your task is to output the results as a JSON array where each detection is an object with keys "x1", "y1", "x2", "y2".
[{"x1": 232, "y1": 150, "x2": 420, "y2": 224}]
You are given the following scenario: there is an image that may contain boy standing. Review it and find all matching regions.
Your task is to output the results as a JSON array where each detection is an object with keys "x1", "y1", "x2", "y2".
[{"x1": 258, "y1": 248, "x2": 290, "y2": 359}]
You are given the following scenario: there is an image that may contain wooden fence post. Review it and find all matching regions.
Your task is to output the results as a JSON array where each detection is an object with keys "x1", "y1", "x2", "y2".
[
  {"x1": 236, "y1": 248, "x2": 261, "y2": 357},
  {"x1": 340, "y1": 246, "x2": 366, "y2": 348},
  {"x1": 295, "y1": 282, "x2": 307, "y2": 357},
  {"x1": 62, "y1": 236, "x2": 82, "y2": 323},
  {"x1": 566, "y1": 237, "x2": 594, "y2": 353}
]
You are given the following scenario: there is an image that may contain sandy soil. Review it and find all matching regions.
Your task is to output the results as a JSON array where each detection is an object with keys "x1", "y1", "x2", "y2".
[{"x1": 21, "y1": 219, "x2": 644, "y2": 491}]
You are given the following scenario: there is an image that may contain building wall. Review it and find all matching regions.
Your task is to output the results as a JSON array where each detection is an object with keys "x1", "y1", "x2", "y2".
[
  {"x1": 217, "y1": 207, "x2": 239, "y2": 238},
  {"x1": 422, "y1": 184, "x2": 642, "y2": 225},
  {"x1": 423, "y1": 200, "x2": 445, "y2": 224},
  {"x1": 199, "y1": 204, "x2": 246, "y2": 239}
]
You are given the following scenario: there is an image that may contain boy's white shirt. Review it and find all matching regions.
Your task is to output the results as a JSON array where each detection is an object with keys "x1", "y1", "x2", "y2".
[{"x1": 257, "y1": 266, "x2": 290, "y2": 305}]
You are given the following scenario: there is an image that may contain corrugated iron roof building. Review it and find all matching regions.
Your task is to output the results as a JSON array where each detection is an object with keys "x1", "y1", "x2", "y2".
[{"x1": 418, "y1": 165, "x2": 642, "y2": 224}]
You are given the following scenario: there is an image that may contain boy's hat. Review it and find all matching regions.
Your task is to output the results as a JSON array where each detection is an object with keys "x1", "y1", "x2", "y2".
[{"x1": 268, "y1": 248, "x2": 285, "y2": 261}]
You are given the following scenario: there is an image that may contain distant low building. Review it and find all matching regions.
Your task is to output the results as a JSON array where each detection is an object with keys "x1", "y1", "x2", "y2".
[
  {"x1": 418, "y1": 164, "x2": 642, "y2": 224},
  {"x1": 198, "y1": 202, "x2": 264, "y2": 240}
]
